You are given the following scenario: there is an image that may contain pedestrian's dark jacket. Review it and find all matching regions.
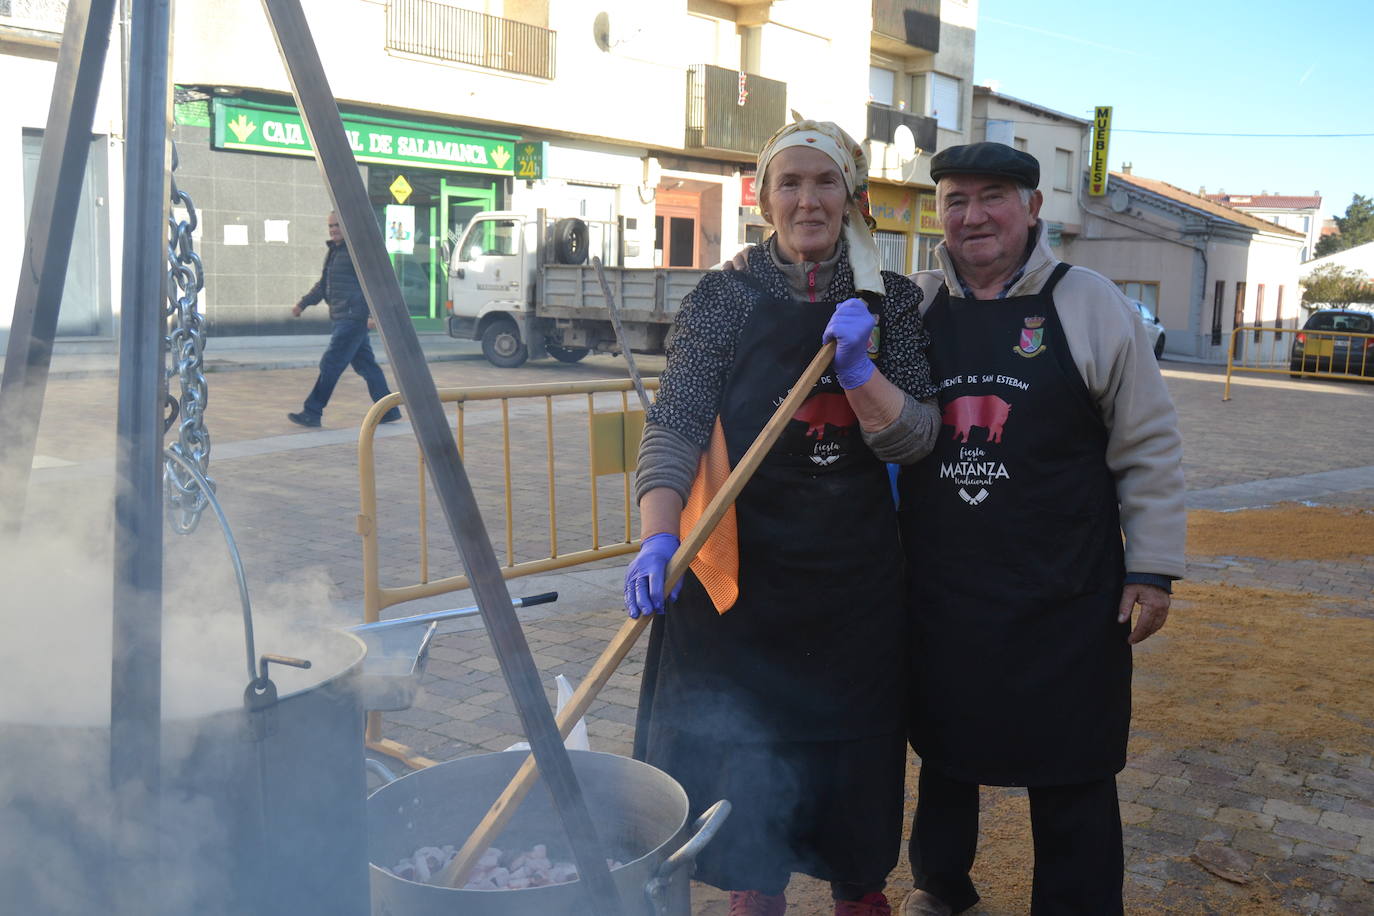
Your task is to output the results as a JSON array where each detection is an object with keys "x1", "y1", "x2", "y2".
[{"x1": 297, "y1": 240, "x2": 369, "y2": 322}]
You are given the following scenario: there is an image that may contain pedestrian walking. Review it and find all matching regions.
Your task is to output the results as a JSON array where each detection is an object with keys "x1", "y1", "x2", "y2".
[
  {"x1": 897, "y1": 142, "x2": 1186, "y2": 915},
  {"x1": 627, "y1": 116, "x2": 941, "y2": 916},
  {"x1": 287, "y1": 211, "x2": 401, "y2": 428}
]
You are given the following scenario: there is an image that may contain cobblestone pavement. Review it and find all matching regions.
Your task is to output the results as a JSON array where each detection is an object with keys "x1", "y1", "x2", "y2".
[{"x1": 14, "y1": 348, "x2": 1374, "y2": 913}]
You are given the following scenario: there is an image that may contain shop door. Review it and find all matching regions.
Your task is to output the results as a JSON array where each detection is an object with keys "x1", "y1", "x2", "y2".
[
  {"x1": 369, "y1": 168, "x2": 498, "y2": 330},
  {"x1": 21, "y1": 131, "x2": 109, "y2": 337},
  {"x1": 437, "y1": 183, "x2": 497, "y2": 325},
  {"x1": 655, "y1": 189, "x2": 701, "y2": 268}
]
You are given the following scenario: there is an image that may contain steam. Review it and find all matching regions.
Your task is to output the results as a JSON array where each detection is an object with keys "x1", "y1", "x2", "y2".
[{"x1": 0, "y1": 472, "x2": 363, "y2": 914}]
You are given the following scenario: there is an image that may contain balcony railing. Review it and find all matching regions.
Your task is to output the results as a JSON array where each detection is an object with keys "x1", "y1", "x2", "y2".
[
  {"x1": 867, "y1": 104, "x2": 938, "y2": 153},
  {"x1": 685, "y1": 64, "x2": 786, "y2": 155},
  {"x1": 872, "y1": 0, "x2": 941, "y2": 54},
  {"x1": 386, "y1": 0, "x2": 555, "y2": 81}
]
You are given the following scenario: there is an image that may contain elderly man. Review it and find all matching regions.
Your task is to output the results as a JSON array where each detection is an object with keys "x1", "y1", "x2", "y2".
[
  {"x1": 287, "y1": 211, "x2": 401, "y2": 428},
  {"x1": 897, "y1": 143, "x2": 1185, "y2": 915}
]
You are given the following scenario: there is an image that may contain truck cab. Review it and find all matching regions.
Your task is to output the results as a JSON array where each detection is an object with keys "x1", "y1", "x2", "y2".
[{"x1": 446, "y1": 212, "x2": 541, "y2": 368}]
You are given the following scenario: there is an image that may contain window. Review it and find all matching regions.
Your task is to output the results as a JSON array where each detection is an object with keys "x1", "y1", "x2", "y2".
[
  {"x1": 1232, "y1": 281, "x2": 1247, "y2": 358},
  {"x1": 1211, "y1": 280, "x2": 1224, "y2": 346},
  {"x1": 1013, "y1": 137, "x2": 1028, "y2": 152},
  {"x1": 1274, "y1": 286, "x2": 1284, "y2": 328},
  {"x1": 931, "y1": 73, "x2": 961, "y2": 130},
  {"x1": 1115, "y1": 281, "x2": 1159, "y2": 311},
  {"x1": 869, "y1": 66, "x2": 896, "y2": 107},
  {"x1": 909, "y1": 73, "x2": 927, "y2": 115},
  {"x1": 1054, "y1": 148, "x2": 1072, "y2": 191},
  {"x1": 1254, "y1": 285, "x2": 1265, "y2": 341}
]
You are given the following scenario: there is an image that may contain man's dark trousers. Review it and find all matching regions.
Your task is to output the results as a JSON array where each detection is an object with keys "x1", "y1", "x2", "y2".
[
  {"x1": 301, "y1": 318, "x2": 394, "y2": 420},
  {"x1": 910, "y1": 766, "x2": 1124, "y2": 914}
]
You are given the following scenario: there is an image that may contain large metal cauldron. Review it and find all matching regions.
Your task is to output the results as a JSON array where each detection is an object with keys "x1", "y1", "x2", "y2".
[
  {"x1": 0, "y1": 623, "x2": 370, "y2": 916},
  {"x1": 368, "y1": 749, "x2": 729, "y2": 916}
]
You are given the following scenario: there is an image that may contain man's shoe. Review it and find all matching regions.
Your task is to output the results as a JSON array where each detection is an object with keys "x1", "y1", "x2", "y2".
[
  {"x1": 728, "y1": 889, "x2": 787, "y2": 916},
  {"x1": 287, "y1": 411, "x2": 321, "y2": 428},
  {"x1": 379, "y1": 409, "x2": 402, "y2": 424},
  {"x1": 901, "y1": 889, "x2": 952, "y2": 916},
  {"x1": 835, "y1": 891, "x2": 893, "y2": 915}
]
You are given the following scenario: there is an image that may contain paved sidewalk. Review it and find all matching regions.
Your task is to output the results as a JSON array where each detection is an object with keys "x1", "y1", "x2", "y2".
[{"x1": 12, "y1": 354, "x2": 1374, "y2": 912}]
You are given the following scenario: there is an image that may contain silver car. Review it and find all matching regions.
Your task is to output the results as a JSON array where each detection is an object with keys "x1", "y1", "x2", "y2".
[{"x1": 1130, "y1": 299, "x2": 1165, "y2": 359}]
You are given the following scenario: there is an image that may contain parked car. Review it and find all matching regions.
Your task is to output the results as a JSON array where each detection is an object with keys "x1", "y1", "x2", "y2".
[
  {"x1": 1130, "y1": 299, "x2": 1166, "y2": 359},
  {"x1": 1289, "y1": 309, "x2": 1374, "y2": 376}
]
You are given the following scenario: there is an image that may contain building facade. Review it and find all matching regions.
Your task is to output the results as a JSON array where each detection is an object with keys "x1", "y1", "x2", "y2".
[
  {"x1": 0, "y1": 0, "x2": 125, "y2": 347},
  {"x1": 2, "y1": 0, "x2": 980, "y2": 344},
  {"x1": 970, "y1": 86, "x2": 1088, "y2": 252},
  {"x1": 1203, "y1": 192, "x2": 1324, "y2": 262},
  {"x1": 1070, "y1": 171, "x2": 1305, "y2": 360}
]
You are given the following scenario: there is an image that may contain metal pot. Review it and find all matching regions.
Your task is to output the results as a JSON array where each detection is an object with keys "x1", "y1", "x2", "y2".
[
  {"x1": 0, "y1": 623, "x2": 370, "y2": 916},
  {"x1": 368, "y1": 749, "x2": 729, "y2": 916}
]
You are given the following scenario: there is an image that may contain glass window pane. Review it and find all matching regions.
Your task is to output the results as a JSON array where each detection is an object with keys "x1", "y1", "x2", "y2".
[
  {"x1": 869, "y1": 66, "x2": 896, "y2": 106},
  {"x1": 931, "y1": 74, "x2": 961, "y2": 130}
]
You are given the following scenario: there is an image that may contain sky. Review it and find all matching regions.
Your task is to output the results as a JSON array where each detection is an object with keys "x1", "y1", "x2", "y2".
[{"x1": 972, "y1": 0, "x2": 1373, "y2": 221}]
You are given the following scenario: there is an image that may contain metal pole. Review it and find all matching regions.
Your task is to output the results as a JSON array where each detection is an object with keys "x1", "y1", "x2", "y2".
[
  {"x1": 255, "y1": 2, "x2": 624, "y2": 912},
  {"x1": 110, "y1": 0, "x2": 172, "y2": 911},
  {"x1": 591, "y1": 256, "x2": 650, "y2": 410},
  {"x1": 0, "y1": 0, "x2": 118, "y2": 538}
]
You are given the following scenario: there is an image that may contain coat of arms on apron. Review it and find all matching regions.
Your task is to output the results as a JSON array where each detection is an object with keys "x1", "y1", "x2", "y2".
[{"x1": 1014, "y1": 316, "x2": 1047, "y2": 358}]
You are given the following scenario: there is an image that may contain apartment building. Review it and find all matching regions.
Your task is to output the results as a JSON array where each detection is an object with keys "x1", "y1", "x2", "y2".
[
  {"x1": 1202, "y1": 191, "x2": 1323, "y2": 262},
  {"x1": 1, "y1": 0, "x2": 977, "y2": 342}
]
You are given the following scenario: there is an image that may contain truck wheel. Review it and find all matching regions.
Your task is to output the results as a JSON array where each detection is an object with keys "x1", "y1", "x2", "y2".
[
  {"x1": 481, "y1": 317, "x2": 528, "y2": 368},
  {"x1": 545, "y1": 342, "x2": 589, "y2": 363},
  {"x1": 552, "y1": 218, "x2": 589, "y2": 265}
]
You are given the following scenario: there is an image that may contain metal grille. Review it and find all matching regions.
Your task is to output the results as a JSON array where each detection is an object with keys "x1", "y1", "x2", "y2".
[
  {"x1": 386, "y1": 0, "x2": 555, "y2": 81},
  {"x1": 871, "y1": 0, "x2": 941, "y2": 53},
  {"x1": 866, "y1": 103, "x2": 938, "y2": 151},
  {"x1": 875, "y1": 230, "x2": 909, "y2": 274},
  {"x1": 685, "y1": 64, "x2": 787, "y2": 155}
]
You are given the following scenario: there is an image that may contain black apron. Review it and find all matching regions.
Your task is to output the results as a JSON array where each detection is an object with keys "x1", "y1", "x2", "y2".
[
  {"x1": 638, "y1": 283, "x2": 906, "y2": 748},
  {"x1": 897, "y1": 263, "x2": 1131, "y2": 787}
]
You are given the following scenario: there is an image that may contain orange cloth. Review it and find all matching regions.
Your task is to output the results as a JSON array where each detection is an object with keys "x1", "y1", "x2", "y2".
[{"x1": 679, "y1": 419, "x2": 739, "y2": 613}]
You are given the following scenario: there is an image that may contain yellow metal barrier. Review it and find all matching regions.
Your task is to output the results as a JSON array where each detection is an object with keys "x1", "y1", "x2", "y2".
[
  {"x1": 356, "y1": 378, "x2": 657, "y2": 767},
  {"x1": 1224, "y1": 325, "x2": 1374, "y2": 400}
]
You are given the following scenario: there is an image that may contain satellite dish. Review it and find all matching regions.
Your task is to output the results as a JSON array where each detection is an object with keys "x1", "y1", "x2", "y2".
[
  {"x1": 592, "y1": 12, "x2": 612, "y2": 51},
  {"x1": 1109, "y1": 189, "x2": 1130, "y2": 213},
  {"x1": 892, "y1": 124, "x2": 917, "y2": 162}
]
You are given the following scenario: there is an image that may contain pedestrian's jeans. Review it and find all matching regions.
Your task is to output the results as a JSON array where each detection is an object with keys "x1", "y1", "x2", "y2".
[{"x1": 302, "y1": 318, "x2": 392, "y2": 418}]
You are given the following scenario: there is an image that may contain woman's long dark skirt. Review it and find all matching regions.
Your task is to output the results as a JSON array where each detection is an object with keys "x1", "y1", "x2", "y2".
[{"x1": 643, "y1": 722, "x2": 907, "y2": 895}]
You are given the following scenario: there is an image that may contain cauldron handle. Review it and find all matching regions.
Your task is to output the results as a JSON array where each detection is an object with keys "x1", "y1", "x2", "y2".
[{"x1": 644, "y1": 799, "x2": 731, "y2": 914}]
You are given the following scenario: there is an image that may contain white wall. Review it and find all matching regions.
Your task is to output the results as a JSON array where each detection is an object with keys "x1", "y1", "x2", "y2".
[{"x1": 0, "y1": 44, "x2": 126, "y2": 336}]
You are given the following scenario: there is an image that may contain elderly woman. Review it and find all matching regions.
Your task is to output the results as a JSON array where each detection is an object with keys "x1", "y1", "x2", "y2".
[{"x1": 625, "y1": 118, "x2": 941, "y2": 916}]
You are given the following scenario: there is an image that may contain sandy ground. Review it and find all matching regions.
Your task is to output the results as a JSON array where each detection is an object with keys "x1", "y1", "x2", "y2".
[{"x1": 690, "y1": 503, "x2": 1374, "y2": 915}]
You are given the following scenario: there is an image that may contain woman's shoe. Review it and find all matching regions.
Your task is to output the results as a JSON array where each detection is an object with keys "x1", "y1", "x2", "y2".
[
  {"x1": 728, "y1": 889, "x2": 787, "y2": 916},
  {"x1": 835, "y1": 890, "x2": 893, "y2": 915}
]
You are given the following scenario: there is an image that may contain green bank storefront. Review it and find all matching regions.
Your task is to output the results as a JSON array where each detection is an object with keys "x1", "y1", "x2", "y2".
[{"x1": 178, "y1": 94, "x2": 515, "y2": 334}]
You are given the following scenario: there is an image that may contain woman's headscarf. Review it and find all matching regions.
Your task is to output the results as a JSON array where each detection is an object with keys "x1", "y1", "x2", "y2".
[{"x1": 754, "y1": 113, "x2": 885, "y2": 300}]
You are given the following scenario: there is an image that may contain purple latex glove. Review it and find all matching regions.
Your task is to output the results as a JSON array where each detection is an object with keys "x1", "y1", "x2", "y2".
[
  {"x1": 823, "y1": 298, "x2": 877, "y2": 389},
  {"x1": 624, "y1": 532, "x2": 683, "y2": 619}
]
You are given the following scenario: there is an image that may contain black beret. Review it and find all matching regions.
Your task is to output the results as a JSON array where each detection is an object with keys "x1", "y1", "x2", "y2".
[{"x1": 929, "y1": 142, "x2": 1040, "y2": 188}]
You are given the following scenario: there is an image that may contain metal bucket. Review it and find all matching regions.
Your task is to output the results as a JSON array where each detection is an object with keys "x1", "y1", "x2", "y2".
[
  {"x1": 367, "y1": 749, "x2": 729, "y2": 916},
  {"x1": 0, "y1": 622, "x2": 370, "y2": 916}
]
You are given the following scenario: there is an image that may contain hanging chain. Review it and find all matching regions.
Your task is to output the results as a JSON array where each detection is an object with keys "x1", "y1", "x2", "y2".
[{"x1": 163, "y1": 142, "x2": 213, "y2": 534}]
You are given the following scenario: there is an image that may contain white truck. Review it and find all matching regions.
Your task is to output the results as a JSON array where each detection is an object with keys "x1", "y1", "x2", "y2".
[{"x1": 444, "y1": 210, "x2": 708, "y2": 368}]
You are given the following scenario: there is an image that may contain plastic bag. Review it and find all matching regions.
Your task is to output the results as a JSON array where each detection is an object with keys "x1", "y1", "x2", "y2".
[{"x1": 504, "y1": 673, "x2": 590, "y2": 752}]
